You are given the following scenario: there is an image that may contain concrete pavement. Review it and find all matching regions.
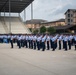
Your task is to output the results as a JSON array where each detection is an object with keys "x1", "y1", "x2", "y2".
[{"x1": 0, "y1": 43, "x2": 76, "y2": 75}]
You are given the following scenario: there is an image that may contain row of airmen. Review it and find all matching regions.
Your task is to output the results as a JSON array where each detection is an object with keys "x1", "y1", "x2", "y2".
[{"x1": 0, "y1": 34, "x2": 76, "y2": 51}]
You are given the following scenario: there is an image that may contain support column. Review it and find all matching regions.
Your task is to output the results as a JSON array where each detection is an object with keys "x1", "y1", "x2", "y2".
[
  {"x1": 9, "y1": 0, "x2": 11, "y2": 33},
  {"x1": 24, "y1": 9, "x2": 26, "y2": 22},
  {"x1": 0, "y1": 12, "x2": 1, "y2": 17},
  {"x1": 31, "y1": 2, "x2": 33, "y2": 32},
  {"x1": 19, "y1": 13, "x2": 20, "y2": 18},
  {"x1": 31, "y1": 3, "x2": 33, "y2": 20},
  {"x1": 4, "y1": 8, "x2": 5, "y2": 24}
]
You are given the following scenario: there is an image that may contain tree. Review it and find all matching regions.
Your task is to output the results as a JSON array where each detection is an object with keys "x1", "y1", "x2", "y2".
[
  {"x1": 33, "y1": 29, "x2": 39, "y2": 34},
  {"x1": 58, "y1": 24, "x2": 63, "y2": 26},
  {"x1": 47, "y1": 27, "x2": 56, "y2": 34},
  {"x1": 29, "y1": 28, "x2": 32, "y2": 32},
  {"x1": 40, "y1": 26, "x2": 46, "y2": 33}
]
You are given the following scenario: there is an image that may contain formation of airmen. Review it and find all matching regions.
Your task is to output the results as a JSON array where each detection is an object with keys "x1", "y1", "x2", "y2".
[{"x1": 0, "y1": 34, "x2": 76, "y2": 51}]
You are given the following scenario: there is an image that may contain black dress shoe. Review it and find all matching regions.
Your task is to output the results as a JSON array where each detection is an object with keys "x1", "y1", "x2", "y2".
[{"x1": 52, "y1": 50, "x2": 55, "y2": 51}]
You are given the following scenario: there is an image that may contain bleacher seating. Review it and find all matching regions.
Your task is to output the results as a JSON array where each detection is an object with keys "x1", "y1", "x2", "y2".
[
  {"x1": 0, "y1": 20, "x2": 6, "y2": 34},
  {"x1": 0, "y1": 17, "x2": 31, "y2": 34}
]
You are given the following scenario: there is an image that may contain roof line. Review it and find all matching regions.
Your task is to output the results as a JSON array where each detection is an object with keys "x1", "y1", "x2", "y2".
[{"x1": 0, "y1": 0, "x2": 8, "y2": 12}]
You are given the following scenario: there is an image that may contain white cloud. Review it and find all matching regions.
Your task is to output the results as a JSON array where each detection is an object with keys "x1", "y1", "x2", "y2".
[{"x1": 21, "y1": 0, "x2": 76, "y2": 21}]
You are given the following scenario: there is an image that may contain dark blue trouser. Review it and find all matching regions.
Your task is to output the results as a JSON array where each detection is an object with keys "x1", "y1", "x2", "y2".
[
  {"x1": 18, "y1": 40, "x2": 21, "y2": 48},
  {"x1": 37, "y1": 41, "x2": 40, "y2": 50},
  {"x1": 28, "y1": 40, "x2": 31, "y2": 48},
  {"x1": 64, "y1": 41, "x2": 67, "y2": 50},
  {"x1": 74, "y1": 40, "x2": 76, "y2": 50},
  {"x1": 21, "y1": 40, "x2": 22, "y2": 47},
  {"x1": 34, "y1": 41, "x2": 36, "y2": 49},
  {"x1": 30, "y1": 40, "x2": 33, "y2": 49},
  {"x1": 59, "y1": 41, "x2": 61, "y2": 50},
  {"x1": 68, "y1": 41, "x2": 71, "y2": 50},
  {"x1": 25, "y1": 40, "x2": 28, "y2": 48},
  {"x1": 42, "y1": 42, "x2": 45, "y2": 51},
  {"x1": 50, "y1": 40, "x2": 53, "y2": 49},
  {"x1": 63, "y1": 40, "x2": 65, "y2": 49},
  {"x1": 52, "y1": 42, "x2": 56, "y2": 51},
  {"x1": 10, "y1": 40, "x2": 13, "y2": 48},
  {"x1": 47, "y1": 41, "x2": 50, "y2": 50}
]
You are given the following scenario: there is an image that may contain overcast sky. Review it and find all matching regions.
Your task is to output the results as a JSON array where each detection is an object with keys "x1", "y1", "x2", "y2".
[{"x1": 21, "y1": 0, "x2": 76, "y2": 21}]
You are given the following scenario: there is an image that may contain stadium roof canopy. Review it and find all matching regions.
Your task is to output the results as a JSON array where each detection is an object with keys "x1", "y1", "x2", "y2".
[{"x1": 0, "y1": 0, "x2": 34, "y2": 13}]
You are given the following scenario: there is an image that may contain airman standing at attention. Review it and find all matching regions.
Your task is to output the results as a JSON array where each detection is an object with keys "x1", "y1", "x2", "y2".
[
  {"x1": 68, "y1": 35, "x2": 73, "y2": 50},
  {"x1": 37, "y1": 34, "x2": 41, "y2": 50},
  {"x1": 41, "y1": 34, "x2": 46, "y2": 51},
  {"x1": 74, "y1": 34, "x2": 76, "y2": 50},
  {"x1": 46, "y1": 34, "x2": 50, "y2": 50},
  {"x1": 64, "y1": 35, "x2": 68, "y2": 51},
  {"x1": 58, "y1": 35, "x2": 63, "y2": 50},
  {"x1": 10, "y1": 34, "x2": 14, "y2": 48},
  {"x1": 52, "y1": 34, "x2": 58, "y2": 51},
  {"x1": 33, "y1": 34, "x2": 37, "y2": 50}
]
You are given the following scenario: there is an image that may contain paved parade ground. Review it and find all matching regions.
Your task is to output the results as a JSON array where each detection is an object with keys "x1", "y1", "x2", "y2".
[{"x1": 0, "y1": 43, "x2": 76, "y2": 75}]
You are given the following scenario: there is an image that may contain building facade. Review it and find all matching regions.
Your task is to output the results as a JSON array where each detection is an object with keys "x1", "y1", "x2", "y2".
[
  {"x1": 25, "y1": 19, "x2": 65, "y2": 29},
  {"x1": 41, "y1": 19, "x2": 65, "y2": 28},
  {"x1": 25, "y1": 19, "x2": 47, "y2": 29},
  {"x1": 65, "y1": 9, "x2": 76, "y2": 25}
]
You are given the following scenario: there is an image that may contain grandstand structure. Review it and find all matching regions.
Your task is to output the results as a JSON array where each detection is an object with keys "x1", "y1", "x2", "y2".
[{"x1": 0, "y1": 0, "x2": 34, "y2": 34}]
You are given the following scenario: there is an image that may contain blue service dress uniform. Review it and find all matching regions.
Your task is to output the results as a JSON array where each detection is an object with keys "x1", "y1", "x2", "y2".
[{"x1": 46, "y1": 36, "x2": 50, "y2": 50}]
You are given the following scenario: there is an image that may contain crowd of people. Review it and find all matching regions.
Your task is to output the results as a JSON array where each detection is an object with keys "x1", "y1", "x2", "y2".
[{"x1": 0, "y1": 34, "x2": 76, "y2": 51}]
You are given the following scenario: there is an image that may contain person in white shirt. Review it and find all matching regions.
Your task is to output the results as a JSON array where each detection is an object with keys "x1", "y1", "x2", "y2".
[
  {"x1": 16, "y1": 35, "x2": 19, "y2": 46},
  {"x1": 33, "y1": 34, "x2": 37, "y2": 50},
  {"x1": 64, "y1": 35, "x2": 68, "y2": 51},
  {"x1": 10, "y1": 34, "x2": 14, "y2": 48},
  {"x1": 30, "y1": 34, "x2": 33, "y2": 49},
  {"x1": 17, "y1": 35, "x2": 22, "y2": 49},
  {"x1": 68, "y1": 35, "x2": 73, "y2": 50},
  {"x1": 20, "y1": 34, "x2": 23, "y2": 47},
  {"x1": 74, "y1": 34, "x2": 76, "y2": 50},
  {"x1": 13, "y1": 35, "x2": 16, "y2": 43},
  {"x1": 41, "y1": 34, "x2": 46, "y2": 51},
  {"x1": 28, "y1": 34, "x2": 31, "y2": 48},
  {"x1": 7, "y1": 34, "x2": 11, "y2": 43},
  {"x1": 25, "y1": 34, "x2": 29, "y2": 48},
  {"x1": 0, "y1": 35, "x2": 3, "y2": 43},
  {"x1": 58, "y1": 35, "x2": 63, "y2": 50},
  {"x1": 52, "y1": 35, "x2": 58, "y2": 51},
  {"x1": 62, "y1": 35, "x2": 65, "y2": 49},
  {"x1": 37, "y1": 34, "x2": 41, "y2": 50},
  {"x1": 50, "y1": 35, "x2": 53, "y2": 49},
  {"x1": 46, "y1": 34, "x2": 50, "y2": 50}
]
